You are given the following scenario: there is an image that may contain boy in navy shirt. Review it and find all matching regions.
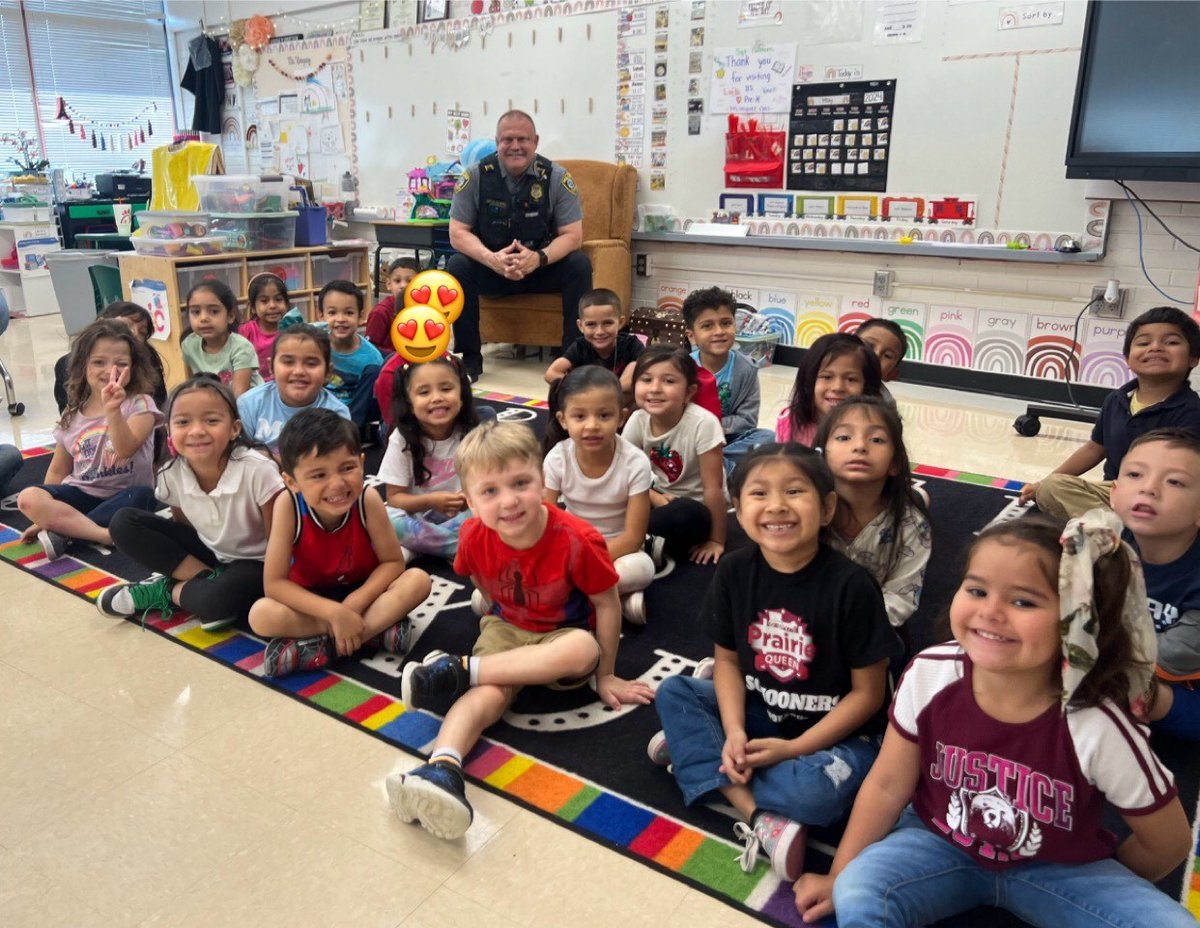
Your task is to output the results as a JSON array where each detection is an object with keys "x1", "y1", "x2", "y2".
[{"x1": 1021, "y1": 306, "x2": 1200, "y2": 519}]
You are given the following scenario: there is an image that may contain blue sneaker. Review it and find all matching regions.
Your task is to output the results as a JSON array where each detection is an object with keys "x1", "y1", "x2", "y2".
[
  {"x1": 386, "y1": 760, "x2": 473, "y2": 839},
  {"x1": 401, "y1": 653, "x2": 470, "y2": 714}
]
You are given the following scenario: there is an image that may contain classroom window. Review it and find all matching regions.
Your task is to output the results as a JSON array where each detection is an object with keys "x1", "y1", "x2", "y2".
[
  {"x1": 0, "y1": 3, "x2": 35, "y2": 166},
  {"x1": 2, "y1": 0, "x2": 174, "y2": 180}
]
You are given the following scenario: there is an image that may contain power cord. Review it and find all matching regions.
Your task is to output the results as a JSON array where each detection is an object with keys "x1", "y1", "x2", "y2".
[
  {"x1": 1120, "y1": 185, "x2": 1191, "y2": 304},
  {"x1": 1116, "y1": 180, "x2": 1200, "y2": 253},
  {"x1": 1064, "y1": 295, "x2": 1103, "y2": 409}
]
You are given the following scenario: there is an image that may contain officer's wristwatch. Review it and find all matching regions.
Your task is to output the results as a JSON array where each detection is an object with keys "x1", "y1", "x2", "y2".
[{"x1": 537, "y1": 249, "x2": 548, "y2": 268}]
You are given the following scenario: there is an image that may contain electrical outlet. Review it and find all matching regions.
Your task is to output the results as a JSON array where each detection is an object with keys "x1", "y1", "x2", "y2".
[
  {"x1": 635, "y1": 253, "x2": 649, "y2": 277},
  {"x1": 1091, "y1": 284, "x2": 1127, "y2": 318},
  {"x1": 873, "y1": 269, "x2": 894, "y2": 298}
]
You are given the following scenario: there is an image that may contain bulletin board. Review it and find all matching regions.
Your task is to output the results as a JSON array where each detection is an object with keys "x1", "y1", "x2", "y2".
[
  {"x1": 249, "y1": 36, "x2": 356, "y2": 188},
  {"x1": 345, "y1": 0, "x2": 1095, "y2": 238}
]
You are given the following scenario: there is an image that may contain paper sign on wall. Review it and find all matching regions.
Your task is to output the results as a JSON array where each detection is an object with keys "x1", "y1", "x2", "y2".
[
  {"x1": 131, "y1": 279, "x2": 170, "y2": 341},
  {"x1": 446, "y1": 109, "x2": 471, "y2": 155},
  {"x1": 709, "y1": 43, "x2": 797, "y2": 114},
  {"x1": 998, "y1": 2, "x2": 1064, "y2": 30}
]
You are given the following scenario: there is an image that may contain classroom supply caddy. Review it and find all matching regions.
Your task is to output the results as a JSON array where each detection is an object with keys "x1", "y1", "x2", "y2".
[
  {"x1": 724, "y1": 117, "x2": 785, "y2": 188},
  {"x1": 117, "y1": 243, "x2": 374, "y2": 389},
  {"x1": 291, "y1": 186, "x2": 327, "y2": 247}
]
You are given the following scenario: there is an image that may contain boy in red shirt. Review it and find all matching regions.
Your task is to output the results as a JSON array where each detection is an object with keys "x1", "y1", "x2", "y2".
[
  {"x1": 387, "y1": 420, "x2": 654, "y2": 839},
  {"x1": 365, "y1": 257, "x2": 420, "y2": 353}
]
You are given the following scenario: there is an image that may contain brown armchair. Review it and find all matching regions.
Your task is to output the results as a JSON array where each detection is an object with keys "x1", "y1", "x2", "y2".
[{"x1": 478, "y1": 159, "x2": 637, "y2": 348}]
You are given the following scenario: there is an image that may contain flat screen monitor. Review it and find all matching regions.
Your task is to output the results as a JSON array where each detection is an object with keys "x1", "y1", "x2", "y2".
[{"x1": 1065, "y1": 0, "x2": 1200, "y2": 182}]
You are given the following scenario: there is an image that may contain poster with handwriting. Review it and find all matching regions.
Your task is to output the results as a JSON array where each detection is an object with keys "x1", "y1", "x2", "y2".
[{"x1": 708, "y1": 43, "x2": 797, "y2": 114}]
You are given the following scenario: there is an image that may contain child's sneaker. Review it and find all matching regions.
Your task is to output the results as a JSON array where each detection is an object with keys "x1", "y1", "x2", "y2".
[
  {"x1": 386, "y1": 760, "x2": 473, "y2": 839},
  {"x1": 646, "y1": 729, "x2": 671, "y2": 766},
  {"x1": 38, "y1": 529, "x2": 69, "y2": 561},
  {"x1": 402, "y1": 652, "x2": 470, "y2": 713},
  {"x1": 469, "y1": 588, "x2": 488, "y2": 616},
  {"x1": 200, "y1": 615, "x2": 237, "y2": 632},
  {"x1": 262, "y1": 635, "x2": 334, "y2": 678},
  {"x1": 734, "y1": 811, "x2": 806, "y2": 881},
  {"x1": 692, "y1": 657, "x2": 715, "y2": 680},
  {"x1": 95, "y1": 575, "x2": 175, "y2": 622},
  {"x1": 622, "y1": 591, "x2": 646, "y2": 625},
  {"x1": 371, "y1": 616, "x2": 412, "y2": 656},
  {"x1": 646, "y1": 535, "x2": 666, "y2": 569}
]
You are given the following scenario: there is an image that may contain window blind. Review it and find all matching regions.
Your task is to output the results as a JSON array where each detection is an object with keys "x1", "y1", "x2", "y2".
[
  {"x1": 22, "y1": 0, "x2": 174, "y2": 180},
  {"x1": 0, "y1": 1, "x2": 36, "y2": 172}
]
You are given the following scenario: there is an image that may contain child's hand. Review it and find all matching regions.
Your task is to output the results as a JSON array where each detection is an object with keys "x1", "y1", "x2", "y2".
[
  {"x1": 689, "y1": 540, "x2": 724, "y2": 565},
  {"x1": 326, "y1": 604, "x2": 366, "y2": 656},
  {"x1": 1018, "y1": 482, "x2": 1039, "y2": 506},
  {"x1": 793, "y1": 873, "x2": 835, "y2": 923},
  {"x1": 430, "y1": 491, "x2": 468, "y2": 518},
  {"x1": 597, "y1": 673, "x2": 655, "y2": 710},
  {"x1": 744, "y1": 737, "x2": 797, "y2": 768},
  {"x1": 19, "y1": 524, "x2": 40, "y2": 544},
  {"x1": 720, "y1": 730, "x2": 752, "y2": 785},
  {"x1": 100, "y1": 364, "x2": 127, "y2": 412},
  {"x1": 649, "y1": 489, "x2": 673, "y2": 508}
]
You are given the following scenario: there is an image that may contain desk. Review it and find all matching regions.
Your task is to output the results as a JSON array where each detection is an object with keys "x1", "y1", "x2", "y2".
[
  {"x1": 76, "y1": 233, "x2": 133, "y2": 251},
  {"x1": 370, "y1": 220, "x2": 453, "y2": 286}
]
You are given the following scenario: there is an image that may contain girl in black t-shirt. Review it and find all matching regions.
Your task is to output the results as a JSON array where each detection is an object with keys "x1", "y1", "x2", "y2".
[{"x1": 648, "y1": 442, "x2": 895, "y2": 883}]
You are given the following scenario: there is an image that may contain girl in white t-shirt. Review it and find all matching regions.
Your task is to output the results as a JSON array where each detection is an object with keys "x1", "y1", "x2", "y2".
[
  {"x1": 623, "y1": 345, "x2": 726, "y2": 565},
  {"x1": 377, "y1": 354, "x2": 481, "y2": 560},
  {"x1": 98, "y1": 374, "x2": 285, "y2": 631},
  {"x1": 544, "y1": 367, "x2": 656, "y2": 624}
]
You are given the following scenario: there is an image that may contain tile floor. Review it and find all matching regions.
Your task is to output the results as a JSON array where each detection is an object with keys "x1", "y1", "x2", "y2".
[{"x1": 0, "y1": 314, "x2": 1097, "y2": 928}]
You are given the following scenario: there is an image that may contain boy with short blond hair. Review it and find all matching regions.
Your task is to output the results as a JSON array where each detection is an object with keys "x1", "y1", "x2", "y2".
[
  {"x1": 1111, "y1": 426, "x2": 1200, "y2": 740},
  {"x1": 1021, "y1": 306, "x2": 1200, "y2": 519},
  {"x1": 684, "y1": 286, "x2": 772, "y2": 473},
  {"x1": 544, "y1": 288, "x2": 644, "y2": 391},
  {"x1": 387, "y1": 420, "x2": 653, "y2": 839}
]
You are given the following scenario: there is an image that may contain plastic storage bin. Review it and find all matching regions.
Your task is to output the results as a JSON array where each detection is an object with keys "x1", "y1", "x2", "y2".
[
  {"x1": 247, "y1": 256, "x2": 306, "y2": 292},
  {"x1": 131, "y1": 235, "x2": 224, "y2": 257},
  {"x1": 46, "y1": 250, "x2": 119, "y2": 335},
  {"x1": 259, "y1": 176, "x2": 295, "y2": 211},
  {"x1": 176, "y1": 263, "x2": 243, "y2": 305},
  {"x1": 135, "y1": 211, "x2": 209, "y2": 239},
  {"x1": 310, "y1": 252, "x2": 358, "y2": 287},
  {"x1": 209, "y1": 212, "x2": 298, "y2": 251},
  {"x1": 193, "y1": 175, "x2": 265, "y2": 213},
  {"x1": 734, "y1": 332, "x2": 781, "y2": 368}
]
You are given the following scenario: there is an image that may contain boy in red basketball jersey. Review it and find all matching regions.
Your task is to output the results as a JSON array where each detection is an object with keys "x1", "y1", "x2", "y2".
[{"x1": 249, "y1": 408, "x2": 431, "y2": 677}]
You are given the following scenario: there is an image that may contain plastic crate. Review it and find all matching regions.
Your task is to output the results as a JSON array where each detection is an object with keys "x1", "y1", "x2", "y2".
[
  {"x1": 176, "y1": 262, "x2": 242, "y2": 304},
  {"x1": 311, "y1": 252, "x2": 358, "y2": 287},
  {"x1": 131, "y1": 235, "x2": 224, "y2": 257},
  {"x1": 734, "y1": 331, "x2": 781, "y2": 368},
  {"x1": 247, "y1": 256, "x2": 306, "y2": 292},
  {"x1": 136, "y1": 211, "x2": 209, "y2": 239},
  {"x1": 193, "y1": 174, "x2": 265, "y2": 213},
  {"x1": 209, "y1": 211, "x2": 298, "y2": 252}
]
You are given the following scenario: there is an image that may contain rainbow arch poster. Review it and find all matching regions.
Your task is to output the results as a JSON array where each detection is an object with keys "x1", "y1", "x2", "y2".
[
  {"x1": 925, "y1": 305, "x2": 976, "y2": 368},
  {"x1": 881, "y1": 301, "x2": 927, "y2": 361},
  {"x1": 793, "y1": 292, "x2": 841, "y2": 347},
  {"x1": 1024, "y1": 313, "x2": 1081, "y2": 381},
  {"x1": 1080, "y1": 318, "x2": 1131, "y2": 387},
  {"x1": 973, "y1": 309, "x2": 1029, "y2": 375}
]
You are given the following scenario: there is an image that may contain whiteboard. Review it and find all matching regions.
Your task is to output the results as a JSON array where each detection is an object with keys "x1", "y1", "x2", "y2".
[{"x1": 349, "y1": 0, "x2": 1093, "y2": 235}]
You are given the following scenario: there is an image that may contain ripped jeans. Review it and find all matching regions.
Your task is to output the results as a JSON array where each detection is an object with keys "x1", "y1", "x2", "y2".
[{"x1": 654, "y1": 675, "x2": 880, "y2": 826}]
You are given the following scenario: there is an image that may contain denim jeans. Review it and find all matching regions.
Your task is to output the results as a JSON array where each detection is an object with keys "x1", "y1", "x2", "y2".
[
  {"x1": 833, "y1": 807, "x2": 1195, "y2": 928},
  {"x1": 0, "y1": 443, "x2": 22, "y2": 497},
  {"x1": 32, "y1": 483, "x2": 159, "y2": 528},
  {"x1": 723, "y1": 427, "x2": 774, "y2": 477},
  {"x1": 654, "y1": 675, "x2": 880, "y2": 826}
]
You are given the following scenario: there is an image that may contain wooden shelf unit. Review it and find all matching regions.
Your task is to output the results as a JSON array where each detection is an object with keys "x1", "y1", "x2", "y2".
[{"x1": 117, "y1": 243, "x2": 373, "y2": 388}]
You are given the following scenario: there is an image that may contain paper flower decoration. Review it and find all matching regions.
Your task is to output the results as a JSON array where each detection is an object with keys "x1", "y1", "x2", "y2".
[
  {"x1": 229, "y1": 18, "x2": 246, "y2": 47},
  {"x1": 237, "y1": 43, "x2": 259, "y2": 71},
  {"x1": 232, "y1": 57, "x2": 254, "y2": 88},
  {"x1": 245, "y1": 15, "x2": 275, "y2": 50}
]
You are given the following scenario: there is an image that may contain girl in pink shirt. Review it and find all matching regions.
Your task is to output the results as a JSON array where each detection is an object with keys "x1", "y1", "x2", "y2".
[{"x1": 775, "y1": 332, "x2": 881, "y2": 447}]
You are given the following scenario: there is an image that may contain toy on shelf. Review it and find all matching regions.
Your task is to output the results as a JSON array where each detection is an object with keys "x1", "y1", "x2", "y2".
[
  {"x1": 406, "y1": 158, "x2": 463, "y2": 220},
  {"x1": 136, "y1": 211, "x2": 210, "y2": 239},
  {"x1": 407, "y1": 167, "x2": 431, "y2": 196},
  {"x1": 132, "y1": 235, "x2": 224, "y2": 257}
]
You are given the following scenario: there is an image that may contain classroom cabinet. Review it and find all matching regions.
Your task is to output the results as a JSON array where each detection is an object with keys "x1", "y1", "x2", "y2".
[{"x1": 117, "y1": 244, "x2": 372, "y2": 388}]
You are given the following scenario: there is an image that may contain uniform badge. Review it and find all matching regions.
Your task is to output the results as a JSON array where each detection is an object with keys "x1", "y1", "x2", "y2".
[
  {"x1": 455, "y1": 171, "x2": 471, "y2": 193},
  {"x1": 562, "y1": 173, "x2": 578, "y2": 196},
  {"x1": 530, "y1": 183, "x2": 544, "y2": 201}
]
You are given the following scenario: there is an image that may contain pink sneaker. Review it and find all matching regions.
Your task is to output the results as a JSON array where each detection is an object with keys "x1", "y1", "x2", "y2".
[{"x1": 734, "y1": 811, "x2": 806, "y2": 881}]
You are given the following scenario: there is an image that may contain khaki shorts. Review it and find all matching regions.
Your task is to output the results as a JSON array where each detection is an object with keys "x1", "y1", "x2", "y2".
[{"x1": 472, "y1": 614, "x2": 599, "y2": 690}]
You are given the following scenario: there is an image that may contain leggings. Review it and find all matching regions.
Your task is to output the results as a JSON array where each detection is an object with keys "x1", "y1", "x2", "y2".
[
  {"x1": 108, "y1": 508, "x2": 265, "y2": 624},
  {"x1": 1153, "y1": 681, "x2": 1200, "y2": 741},
  {"x1": 648, "y1": 496, "x2": 711, "y2": 560}
]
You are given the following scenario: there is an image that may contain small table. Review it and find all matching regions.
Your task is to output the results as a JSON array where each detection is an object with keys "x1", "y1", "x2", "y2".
[
  {"x1": 76, "y1": 232, "x2": 133, "y2": 251},
  {"x1": 370, "y1": 220, "x2": 453, "y2": 286}
]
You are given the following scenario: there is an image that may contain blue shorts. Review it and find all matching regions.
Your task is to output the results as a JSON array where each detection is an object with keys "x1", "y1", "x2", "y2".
[{"x1": 30, "y1": 483, "x2": 158, "y2": 528}]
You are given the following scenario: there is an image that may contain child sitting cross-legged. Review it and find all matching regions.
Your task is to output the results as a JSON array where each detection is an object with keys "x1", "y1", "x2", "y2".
[
  {"x1": 543, "y1": 288, "x2": 644, "y2": 393},
  {"x1": 386, "y1": 420, "x2": 655, "y2": 840},
  {"x1": 320, "y1": 280, "x2": 384, "y2": 429},
  {"x1": 248, "y1": 408, "x2": 431, "y2": 677},
  {"x1": 1111, "y1": 427, "x2": 1200, "y2": 741}
]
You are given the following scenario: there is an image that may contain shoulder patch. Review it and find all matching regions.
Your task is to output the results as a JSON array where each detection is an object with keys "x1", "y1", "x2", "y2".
[
  {"x1": 455, "y1": 170, "x2": 471, "y2": 193},
  {"x1": 561, "y1": 172, "x2": 578, "y2": 196}
]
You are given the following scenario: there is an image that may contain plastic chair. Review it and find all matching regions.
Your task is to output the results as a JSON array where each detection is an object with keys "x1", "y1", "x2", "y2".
[
  {"x1": 89, "y1": 265, "x2": 124, "y2": 313},
  {"x1": 0, "y1": 292, "x2": 24, "y2": 416}
]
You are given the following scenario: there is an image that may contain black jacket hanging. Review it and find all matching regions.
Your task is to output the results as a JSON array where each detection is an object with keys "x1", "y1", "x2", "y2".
[{"x1": 180, "y1": 35, "x2": 225, "y2": 135}]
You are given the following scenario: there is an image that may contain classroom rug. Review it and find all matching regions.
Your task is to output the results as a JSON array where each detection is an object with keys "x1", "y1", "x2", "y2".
[{"x1": 3, "y1": 399, "x2": 1197, "y2": 928}]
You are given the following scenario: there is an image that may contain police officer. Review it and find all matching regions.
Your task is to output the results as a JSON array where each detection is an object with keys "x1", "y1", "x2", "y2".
[{"x1": 447, "y1": 110, "x2": 592, "y2": 381}]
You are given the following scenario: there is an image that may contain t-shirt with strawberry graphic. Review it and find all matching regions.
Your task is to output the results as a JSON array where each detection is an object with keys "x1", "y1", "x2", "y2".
[
  {"x1": 623, "y1": 402, "x2": 725, "y2": 502},
  {"x1": 702, "y1": 544, "x2": 897, "y2": 739}
]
